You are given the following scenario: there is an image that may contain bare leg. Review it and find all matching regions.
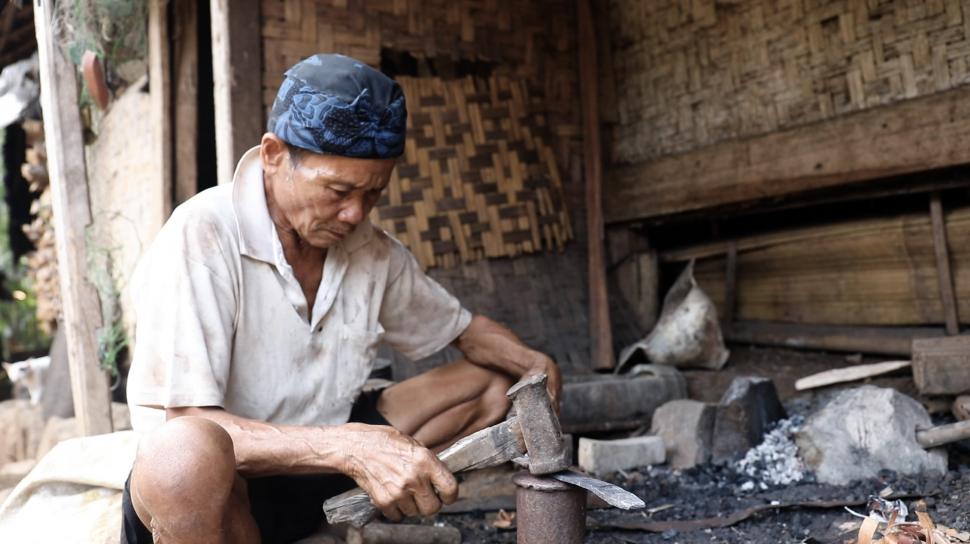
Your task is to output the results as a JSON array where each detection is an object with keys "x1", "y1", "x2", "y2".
[
  {"x1": 377, "y1": 359, "x2": 514, "y2": 451},
  {"x1": 129, "y1": 417, "x2": 260, "y2": 544}
]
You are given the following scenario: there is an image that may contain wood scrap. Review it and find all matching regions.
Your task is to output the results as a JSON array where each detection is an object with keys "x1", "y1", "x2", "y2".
[
  {"x1": 912, "y1": 336, "x2": 970, "y2": 395},
  {"x1": 795, "y1": 361, "x2": 912, "y2": 391}
]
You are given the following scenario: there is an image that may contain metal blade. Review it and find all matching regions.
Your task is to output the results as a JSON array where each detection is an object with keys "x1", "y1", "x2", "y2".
[{"x1": 551, "y1": 470, "x2": 645, "y2": 510}]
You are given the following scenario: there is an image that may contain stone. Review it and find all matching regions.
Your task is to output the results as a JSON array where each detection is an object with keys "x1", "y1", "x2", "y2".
[
  {"x1": 711, "y1": 376, "x2": 786, "y2": 464},
  {"x1": 795, "y1": 386, "x2": 947, "y2": 485},
  {"x1": 577, "y1": 435, "x2": 665, "y2": 475},
  {"x1": 0, "y1": 400, "x2": 44, "y2": 465},
  {"x1": 650, "y1": 399, "x2": 715, "y2": 468}
]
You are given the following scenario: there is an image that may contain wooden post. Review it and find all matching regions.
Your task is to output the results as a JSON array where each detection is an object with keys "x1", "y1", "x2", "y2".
[
  {"x1": 724, "y1": 242, "x2": 738, "y2": 324},
  {"x1": 173, "y1": 0, "x2": 199, "y2": 205},
  {"x1": 149, "y1": 0, "x2": 174, "y2": 226},
  {"x1": 578, "y1": 0, "x2": 614, "y2": 370},
  {"x1": 929, "y1": 192, "x2": 960, "y2": 335},
  {"x1": 33, "y1": 0, "x2": 112, "y2": 436},
  {"x1": 210, "y1": 0, "x2": 263, "y2": 186}
]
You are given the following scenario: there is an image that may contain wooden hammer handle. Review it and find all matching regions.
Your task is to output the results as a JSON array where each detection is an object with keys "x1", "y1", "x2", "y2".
[
  {"x1": 916, "y1": 419, "x2": 970, "y2": 449},
  {"x1": 324, "y1": 417, "x2": 523, "y2": 527}
]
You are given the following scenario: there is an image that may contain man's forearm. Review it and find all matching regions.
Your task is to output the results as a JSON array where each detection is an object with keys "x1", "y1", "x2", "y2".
[
  {"x1": 166, "y1": 406, "x2": 376, "y2": 477},
  {"x1": 453, "y1": 315, "x2": 560, "y2": 405}
]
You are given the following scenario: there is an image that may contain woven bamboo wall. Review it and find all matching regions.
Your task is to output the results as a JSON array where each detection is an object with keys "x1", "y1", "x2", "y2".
[
  {"x1": 608, "y1": 0, "x2": 970, "y2": 164},
  {"x1": 260, "y1": 0, "x2": 580, "y2": 267}
]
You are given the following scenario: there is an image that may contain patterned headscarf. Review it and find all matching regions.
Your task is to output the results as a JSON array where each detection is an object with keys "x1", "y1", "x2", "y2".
[{"x1": 267, "y1": 54, "x2": 407, "y2": 159}]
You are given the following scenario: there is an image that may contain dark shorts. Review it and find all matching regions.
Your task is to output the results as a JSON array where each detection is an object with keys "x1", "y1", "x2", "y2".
[{"x1": 121, "y1": 389, "x2": 390, "y2": 544}]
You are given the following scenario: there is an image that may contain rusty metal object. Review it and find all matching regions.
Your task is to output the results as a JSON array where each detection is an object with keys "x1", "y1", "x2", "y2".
[
  {"x1": 514, "y1": 472, "x2": 586, "y2": 544},
  {"x1": 506, "y1": 373, "x2": 569, "y2": 474}
]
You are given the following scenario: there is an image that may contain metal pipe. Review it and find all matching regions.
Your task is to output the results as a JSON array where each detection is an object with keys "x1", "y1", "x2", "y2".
[{"x1": 514, "y1": 472, "x2": 586, "y2": 544}]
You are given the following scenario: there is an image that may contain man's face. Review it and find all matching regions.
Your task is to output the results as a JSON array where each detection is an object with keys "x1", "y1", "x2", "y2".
[{"x1": 271, "y1": 147, "x2": 395, "y2": 249}]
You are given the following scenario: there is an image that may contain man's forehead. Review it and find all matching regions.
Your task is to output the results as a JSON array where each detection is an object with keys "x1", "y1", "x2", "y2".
[{"x1": 298, "y1": 154, "x2": 395, "y2": 187}]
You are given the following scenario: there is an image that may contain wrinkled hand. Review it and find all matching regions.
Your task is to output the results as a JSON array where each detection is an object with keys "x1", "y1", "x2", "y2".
[
  {"x1": 340, "y1": 423, "x2": 458, "y2": 521},
  {"x1": 523, "y1": 354, "x2": 561, "y2": 414}
]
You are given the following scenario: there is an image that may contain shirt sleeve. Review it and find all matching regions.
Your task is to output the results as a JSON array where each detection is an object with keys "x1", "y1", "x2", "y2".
[
  {"x1": 126, "y1": 209, "x2": 237, "y2": 410},
  {"x1": 378, "y1": 241, "x2": 472, "y2": 361}
]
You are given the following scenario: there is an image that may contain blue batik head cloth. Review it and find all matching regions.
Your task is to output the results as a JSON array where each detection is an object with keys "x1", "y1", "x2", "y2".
[{"x1": 267, "y1": 54, "x2": 407, "y2": 159}]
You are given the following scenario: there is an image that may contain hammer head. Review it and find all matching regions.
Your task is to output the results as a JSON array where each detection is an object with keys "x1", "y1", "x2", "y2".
[{"x1": 506, "y1": 373, "x2": 569, "y2": 474}]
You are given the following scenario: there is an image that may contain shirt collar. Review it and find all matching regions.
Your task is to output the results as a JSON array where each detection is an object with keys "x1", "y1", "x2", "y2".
[{"x1": 231, "y1": 146, "x2": 376, "y2": 265}]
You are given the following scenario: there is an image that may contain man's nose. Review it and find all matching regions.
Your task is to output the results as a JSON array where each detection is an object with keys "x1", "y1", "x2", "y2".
[{"x1": 338, "y1": 195, "x2": 365, "y2": 224}]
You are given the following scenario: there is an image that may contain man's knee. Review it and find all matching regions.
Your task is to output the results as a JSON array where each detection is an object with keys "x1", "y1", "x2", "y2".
[
  {"x1": 480, "y1": 370, "x2": 515, "y2": 423},
  {"x1": 132, "y1": 416, "x2": 238, "y2": 513}
]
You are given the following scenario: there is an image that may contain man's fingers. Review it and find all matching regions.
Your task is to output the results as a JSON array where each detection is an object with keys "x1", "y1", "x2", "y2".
[
  {"x1": 428, "y1": 462, "x2": 459, "y2": 504},
  {"x1": 411, "y1": 484, "x2": 443, "y2": 516},
  {"x1": 394, "y1": 493, "x2": 420, "y2": 518}
]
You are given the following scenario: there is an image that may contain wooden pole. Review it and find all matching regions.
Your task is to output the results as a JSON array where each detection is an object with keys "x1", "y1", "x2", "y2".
[
  {"x1": 210, "y1": 0, "x2": 263, "y2": 185},
  {"x1": 578, "y1": 0, "x2": 614, "y2": 370},
  {"x1": 723, "y1": 241, "x2": 738, "y2": 324},
  {"x1": 173, "y1": 0, "x2": 199, "y2": 205},
  {"x1": 149, "y1": 0, "x2": 173, "y2": 224},
  {"x1": 929, "y1": 192, "x2": 960, "y2": 335},
  {"x1": 33, "y1": 0, "x2": 112, "y2": 436}
]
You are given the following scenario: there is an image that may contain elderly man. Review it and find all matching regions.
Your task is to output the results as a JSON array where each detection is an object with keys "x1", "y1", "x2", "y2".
[{"x1": 120, "y1": 54, "x2": 560, "y2": 544}]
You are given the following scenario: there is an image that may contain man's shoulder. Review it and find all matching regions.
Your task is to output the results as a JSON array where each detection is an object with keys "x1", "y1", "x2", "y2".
[{"x1": 155, "y1": 184, "x2": 240, "y2": 258}]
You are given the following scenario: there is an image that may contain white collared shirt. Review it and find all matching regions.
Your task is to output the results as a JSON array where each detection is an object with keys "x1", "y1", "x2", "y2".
[{"x1": 126, "y1": 147, "x2": 471, "y2": 431}]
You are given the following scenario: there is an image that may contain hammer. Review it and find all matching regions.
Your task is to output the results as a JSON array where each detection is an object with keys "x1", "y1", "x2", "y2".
[{"x1": 323, "y1": 373, "x2": 569, "y2": 527}]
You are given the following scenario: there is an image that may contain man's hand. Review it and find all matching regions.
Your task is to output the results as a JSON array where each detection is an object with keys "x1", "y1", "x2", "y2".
[
  {"x1": 454, "y1": 315, "x2": 563, "y2": 410},
  {"x1": 338, "y1": 423, "x2": 458, "y2": 521},
  {"x1": 523, "y1": 354, "x2": 561, "y2": 413}
]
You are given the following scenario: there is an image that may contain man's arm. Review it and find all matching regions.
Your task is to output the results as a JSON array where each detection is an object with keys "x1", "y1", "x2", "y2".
[
  {"x1": 452, "y1": 314, "x2": 562, "y2": 409},
  {"x1": 164, "y1": 406, "x2": 458, "y2": 520}
]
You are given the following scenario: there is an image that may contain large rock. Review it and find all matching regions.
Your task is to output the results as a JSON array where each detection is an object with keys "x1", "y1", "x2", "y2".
[
  {"x1": 711, "y1": 377, "x2": 786, "y2": 464},
  {"x1": 651, "y1": 399, "x2": 715, "y2": 468},
  {"x1": 795, "y1": 386, "x2": 947, "y2": 485}
]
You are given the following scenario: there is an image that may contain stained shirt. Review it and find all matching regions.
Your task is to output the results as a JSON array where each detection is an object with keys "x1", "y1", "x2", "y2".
[{"x1": 126, "y1": 147, "x2": 472, "y2": 431}]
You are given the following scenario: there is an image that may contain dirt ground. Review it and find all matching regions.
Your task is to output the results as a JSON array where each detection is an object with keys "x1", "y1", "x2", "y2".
[{"x1": 436, "y1": 345, "x2": 970, "y2": 543}]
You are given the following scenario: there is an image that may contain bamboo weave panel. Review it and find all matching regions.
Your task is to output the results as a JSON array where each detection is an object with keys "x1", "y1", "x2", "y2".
[
  {"x1": 610, "y1": 0, "x2": 970, "y2": 164},
  {"x1": 370, "y1": 76, "x2": 573, "y2": 269}
]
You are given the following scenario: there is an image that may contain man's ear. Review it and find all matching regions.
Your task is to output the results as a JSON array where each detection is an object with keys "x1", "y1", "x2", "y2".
[{"x1": 260, "y1": 132, "x2": 289, "y2": 176}]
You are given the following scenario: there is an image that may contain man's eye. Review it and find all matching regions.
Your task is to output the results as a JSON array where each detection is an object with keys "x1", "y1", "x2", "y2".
[{"x1": 330, "y1": 187, "x2": 350, "y2": 198}]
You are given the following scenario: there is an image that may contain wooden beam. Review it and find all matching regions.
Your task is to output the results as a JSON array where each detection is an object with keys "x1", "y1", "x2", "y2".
[
  {"x1": 149, "y1": 0, "x2": 173, "y2": 225},
  {"x1": 33, "y1": 0, "x2": 112, "y2": 436},
  {"x1": 173, "y1": 0, "x2": 198, "y2": 205},
  {"x1": 606, "y1": 85, "x2": 970, "y2": 223},
  {"x1": 578, "y1": 0, "x2": 613, "y2": 370},
  {"x1": 210, "y1": 0, "x2": 263, "y2": 185},
  {"x1": 724, "y1": 321, "x2": 945, "y2": 357},
  {"x1": 929, "y1": 192, "x2": 960, "y2": 335}
]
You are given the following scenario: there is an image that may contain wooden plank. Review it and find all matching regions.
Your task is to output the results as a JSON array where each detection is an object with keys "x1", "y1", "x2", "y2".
[
  {"x1": 173, "y1": 0, "x2": 199, "y2": 205},
  {"x1": 606, "y1": 85, "x2": 970, "y2": 223},
  {"x1": 33, "y1": 0, "x2": 112, "y2": 436},
  {"x1": 578, "y1": 0, "x2": 613, "y2": 370},
  {"x1": 149, "y1": 0, "x2": 173, "y2": 224},
  {"x1": 211, "y1": 0, "x2": 264, "y2": 185},
  {"x1": 929, "y1": 192, "x2": 960, "y2": 334},
  {"x1": 795, "y1": 360, "x2": 912, "y2": 391},
  {"x1": 912, "y1": 335, "x2": 970, "y2": 395},
  {"x1": 724, "y1": 321, "x2": 946, "y2": 357}
]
